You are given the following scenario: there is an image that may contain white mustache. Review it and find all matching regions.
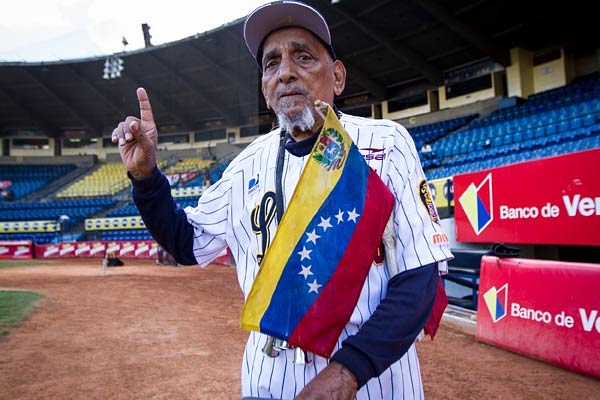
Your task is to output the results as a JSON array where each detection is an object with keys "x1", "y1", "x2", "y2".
[{"x1": 276, "y1": 86, "x2": 310, "y2": 100}]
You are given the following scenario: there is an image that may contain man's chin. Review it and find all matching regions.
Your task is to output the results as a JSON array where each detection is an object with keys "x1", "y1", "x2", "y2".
[
  {"x1": 276, "y1": 105, "x2": 316, "y2": 134},
  {"x1": 278, "y1": 105, "x2": 310, "y2": 119}
]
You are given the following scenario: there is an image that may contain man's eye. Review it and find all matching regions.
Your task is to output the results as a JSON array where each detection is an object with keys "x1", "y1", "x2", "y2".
[
  {"x1": 264, "y1": 60, "x2": 278, "y2": 70},
  {"x1": 298, "y1": 54, "x2": 313, "y2": 62}
]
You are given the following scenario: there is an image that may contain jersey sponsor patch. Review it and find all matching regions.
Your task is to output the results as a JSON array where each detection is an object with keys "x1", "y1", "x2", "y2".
[
  {"x1": 248, "y1": 173, "x2": 260, "y2": 195},
  {"x1": 360, "y1": 147, "x2": 386, "y2": 161},
  {"x1": 419, "y1": 179, "x2": 440, "y2": 224},
  {"x1": 431, "y1": 232, "x2": 449, "y2": 244}
]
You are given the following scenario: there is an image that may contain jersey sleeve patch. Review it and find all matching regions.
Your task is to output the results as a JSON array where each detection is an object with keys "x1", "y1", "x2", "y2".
[{"x1": 419, "y1": 179, "x2": 440, "y2": 225}]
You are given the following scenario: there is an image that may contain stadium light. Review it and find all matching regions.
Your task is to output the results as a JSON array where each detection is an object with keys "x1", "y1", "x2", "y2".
[{"x1": 103, "y1": 56, "x2": 125, "y2": 80}]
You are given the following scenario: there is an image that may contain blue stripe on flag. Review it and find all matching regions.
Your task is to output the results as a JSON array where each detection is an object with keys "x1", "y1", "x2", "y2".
[{"x1": 259, "y1": 143, "x2": 369, "y2": 337}]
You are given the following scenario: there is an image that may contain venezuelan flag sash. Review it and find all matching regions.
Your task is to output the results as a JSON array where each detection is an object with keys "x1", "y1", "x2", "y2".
[{"x1": 241, "y1": 105, "x2": 395, "y2": 358}]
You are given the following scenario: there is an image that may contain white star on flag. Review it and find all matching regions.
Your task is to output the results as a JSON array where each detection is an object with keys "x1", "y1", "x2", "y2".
[
  {"x1": 298, "y1": 246, "x2": 312, "y2": 261},
  {"x1": 335, "y1": 209, "x2": 345, "y2": 224},
  {"x1": 317, "y1": 216, "x2": 333, "y2": 232},
  {"x1": 347, "y1": 208, "x2": 360, "y2": 223},
  {"x1": 298, "y1": 265, "x2": 313, "y2": 279},
  {"x1": 305, "y1": 229, "x2": 321, "y2": 245},
  {"x1": 307, "y1": 279, "x2": 322, "y2": 294}
]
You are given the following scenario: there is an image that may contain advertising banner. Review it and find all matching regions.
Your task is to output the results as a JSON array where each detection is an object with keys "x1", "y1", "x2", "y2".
[
  {"x1": 0, "y1": 240, "x2": 33, "y2": 259},
  {"x1": 476, "y1": 256, "x2": 600, "y2": 378},
  {"x1": 0, "y1": 220, "x2": 59, "y2": 233},
  {"x1": 172, "y1": 186, "x2": 203, "y2": 198},
  {"x1": 34, "y1": 240, "x2": 158, "y2": 259},
  {"x1": 166, "y1": 172, "x2": 197, "y2": 186},
  {"x1": 454, "y1": 149, "x2": 600, "y2": 245},
  {"x1": 428, "y1": 177, "x2": 454, "y2": 209},
  {"x1": 85, "y1": 216, "x2": 145, "y2": 231}
]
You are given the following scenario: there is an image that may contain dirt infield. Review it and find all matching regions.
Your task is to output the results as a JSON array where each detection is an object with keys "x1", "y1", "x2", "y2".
[{"x1": 1, "y1": 259, "x2": 598, "y2": 400}]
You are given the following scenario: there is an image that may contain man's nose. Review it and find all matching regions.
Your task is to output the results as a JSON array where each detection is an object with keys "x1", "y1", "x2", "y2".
[{"x1": 278, "y1": 56, "x2": 297, "y2": 83}]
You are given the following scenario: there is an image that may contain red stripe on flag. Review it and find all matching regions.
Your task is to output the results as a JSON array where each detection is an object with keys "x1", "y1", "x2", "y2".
[
  {"x1": 424, "y1": 276, "x2": 448, "y2": 339},
  {"x1": 288, "y1": 169, "x2": 394, "y2": 357}
]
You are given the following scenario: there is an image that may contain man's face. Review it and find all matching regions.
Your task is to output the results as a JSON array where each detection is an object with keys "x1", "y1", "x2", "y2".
[{"x1": 260, "y1": 27, "x2": 345, "y2": 136}]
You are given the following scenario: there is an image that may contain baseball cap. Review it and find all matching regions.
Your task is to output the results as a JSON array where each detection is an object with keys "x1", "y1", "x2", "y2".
[{"x1": 243, "y1": 1, "x2": 336, "y2": 66}]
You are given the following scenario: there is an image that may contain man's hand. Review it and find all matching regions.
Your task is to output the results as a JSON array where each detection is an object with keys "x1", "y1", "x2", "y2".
[
  {"x1": 295, "y1": 361, "x2": 358, "y2": 400},
  {"x1": 111, "y1": 87, "x2": 158, "y2": 180}
]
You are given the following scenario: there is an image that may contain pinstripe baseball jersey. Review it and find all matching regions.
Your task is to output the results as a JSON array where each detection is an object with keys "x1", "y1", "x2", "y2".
[{"x1": 183, "y1": 113, "x2": 452, "y2": 399}]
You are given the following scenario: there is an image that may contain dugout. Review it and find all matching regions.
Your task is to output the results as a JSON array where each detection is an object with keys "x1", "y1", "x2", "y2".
[{"x1": 444, "y1": 243, "x2": 520, "y2": 310}]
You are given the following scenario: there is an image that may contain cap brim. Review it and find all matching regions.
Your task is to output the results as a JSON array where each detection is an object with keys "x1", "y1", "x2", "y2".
[{"x1": 244, "y1": 1, "x2": 332, "y2": 61}]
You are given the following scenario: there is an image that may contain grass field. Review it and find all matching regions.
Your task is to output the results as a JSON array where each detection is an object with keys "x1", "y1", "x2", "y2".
[
  {"x1": 0, "y1": 290, "x2": 43, "y2": 336},
  {"x1": 0, "y1": 260, "x2": 54, "y2": 268}
]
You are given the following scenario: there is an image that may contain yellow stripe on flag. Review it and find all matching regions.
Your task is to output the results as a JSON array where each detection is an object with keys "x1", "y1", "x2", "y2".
[{"x1": 241, "y1": 105, "x2": 351, "y2": 331}]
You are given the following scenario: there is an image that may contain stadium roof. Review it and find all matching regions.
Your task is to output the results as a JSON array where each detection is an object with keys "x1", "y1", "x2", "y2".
[{"x1": 0, "y1": 0, "x2": 596, "y2": 139}]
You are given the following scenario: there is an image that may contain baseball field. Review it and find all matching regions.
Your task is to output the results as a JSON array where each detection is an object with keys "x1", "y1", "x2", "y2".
[{"x1": 1, "y1": 258, "x2": 598, "y2": 399}]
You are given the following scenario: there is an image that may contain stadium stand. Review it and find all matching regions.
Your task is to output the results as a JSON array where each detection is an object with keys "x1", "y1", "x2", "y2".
[
  {"x1": 0, "y1": 198, "x2": 117, "y2": 222},
  {"x1": 165, "y1": 158, "x2": 214, "y2": 174},
  {"x1": 412, "y1": 114, "x2": 479, "y2": 169},
  {"x1": 0, "y1": 164, "x2": 76, "y2": 201},
  {"x1": 96, "y1": 195, "x2": 201, "y2": 241},
  {"x1": 56, "y1": 161, "x2": 167, "y2": 198},
  {"x1": 0, "y1": 198, "x2": 118, "y2": 243},
  {"x1": 208, "y1": 161, "x2": 231, "y2": 185},
  {"x1": 101, "y1": 229, "x2": 154, "y2": 241},
  {"x1": 425, "y1": 73, "x2": 600, "y2": 179}
]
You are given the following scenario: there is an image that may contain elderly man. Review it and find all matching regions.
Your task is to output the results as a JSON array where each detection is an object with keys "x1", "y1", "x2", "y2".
[{"x1": 112, "y1": 1, "x2": 451, "y2": 399}]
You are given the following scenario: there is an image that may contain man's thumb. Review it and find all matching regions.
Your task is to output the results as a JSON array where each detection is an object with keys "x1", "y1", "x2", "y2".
[{"x1": 128, "y1": 120, "x2": 152, "y2": 147}]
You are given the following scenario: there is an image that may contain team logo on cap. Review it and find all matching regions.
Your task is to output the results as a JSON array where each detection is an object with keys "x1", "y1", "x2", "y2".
[{"x1": 458, "y1": 173, "x2": 493, "y2": 235}]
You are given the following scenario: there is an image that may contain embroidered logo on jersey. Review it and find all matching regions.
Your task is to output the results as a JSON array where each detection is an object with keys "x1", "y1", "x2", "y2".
[
  {"x1": 483, "y1": 283, "x2": 508, "y2": 323},
  {"x1": 248, "y1": 174, "x2": 260, "y2": 195},
  {"x1": 419, "y1": 179, "x2": 440, "y2": 225},
  {"x1": 431, "y1": 232, "x2": 449, "y2": 244},
  {"x1": 250, "y1": 191, "x2": 276, "y2": 265},
  {"x1": 458, "y1": 173, "x2": 493, "y2": 235},
  {"x1": 313, "y1": 128, "x2": 347, "y2": 171},
  {"x1": 360, "y1": 147, "x2": 386, "y2": 161}
]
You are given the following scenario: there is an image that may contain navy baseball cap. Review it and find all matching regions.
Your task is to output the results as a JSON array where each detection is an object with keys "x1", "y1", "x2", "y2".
[{"x1": 243, "y1": 1, "x2": 337, "y2": 67}]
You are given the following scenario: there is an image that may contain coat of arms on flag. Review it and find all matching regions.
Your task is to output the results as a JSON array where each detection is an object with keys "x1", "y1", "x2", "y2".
[{"x1": 240, "y1": 102, "x2": 395, "y2": 358}]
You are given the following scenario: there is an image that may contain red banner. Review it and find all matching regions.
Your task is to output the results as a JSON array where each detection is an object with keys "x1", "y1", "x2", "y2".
[
  {"x1": 476, "y1": 256, "x2": 600, "y2": 378},
  {"x1": 454, "y1": 149, "x2": 600, "y2": 245},
  {"x1": 0, "y1": 240, "x2": 33, "y2": 259},
  {"x1": 34, "y1": 241, "x2": 159, "y2": 259}
]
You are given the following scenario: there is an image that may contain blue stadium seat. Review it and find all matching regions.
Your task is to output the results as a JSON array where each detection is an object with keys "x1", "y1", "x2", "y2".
[
  {"x1": 570, "y1": 118, "x2": 583, "y2": 130},
  {"x1": 545, "y1": 124, "x2": 557, "y2": 136}
]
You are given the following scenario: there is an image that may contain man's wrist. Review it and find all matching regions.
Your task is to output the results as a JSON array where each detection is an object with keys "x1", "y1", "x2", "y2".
[
  {"x1": 129, "y1": 167, "x2": 156, "y2": 182},
  {"x1": 330, "y1": 345, "x2": 376, "y2": 388},
  {"x1": 330, "y1": 361, "x2": 358, "y2": 390},
  {"x1": 128, "y1": 166, "x2": 162, "y2": 194}
]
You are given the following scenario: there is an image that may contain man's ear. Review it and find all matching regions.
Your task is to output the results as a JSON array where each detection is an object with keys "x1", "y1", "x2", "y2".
[{"x1": 333, "y1": 60, "x2": 347, "y2": 97}]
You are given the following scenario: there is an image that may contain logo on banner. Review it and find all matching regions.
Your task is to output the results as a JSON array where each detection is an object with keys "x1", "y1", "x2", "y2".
[
  {"x1": 458, "y1": 173, "x2": 493, "y2": 235},
  {"x1": 483, "y1": 283, "x2": 508, "y2": 323}
]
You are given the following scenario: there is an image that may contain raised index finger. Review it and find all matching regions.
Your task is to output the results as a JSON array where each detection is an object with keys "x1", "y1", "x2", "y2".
[{"x1": 136, "y1": 87, "x2": 155, "y2": 123}]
